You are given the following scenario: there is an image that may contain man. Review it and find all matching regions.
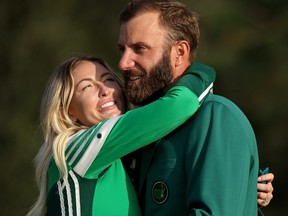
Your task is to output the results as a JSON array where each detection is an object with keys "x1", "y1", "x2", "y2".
[{"x1": 117, "y1": 0, "x2": 273, "y2": 215}]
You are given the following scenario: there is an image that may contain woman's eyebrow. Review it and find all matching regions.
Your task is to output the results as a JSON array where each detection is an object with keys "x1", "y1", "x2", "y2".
[
  {"x1": 101, "y1": 72, "x2": 114, "y2": 79},
  {"x1": 74, "y1": 71, "x2": 113, "y2": 88},
  {"x1": 75, "y1": 78, "x2": 93, "y2": 88}
]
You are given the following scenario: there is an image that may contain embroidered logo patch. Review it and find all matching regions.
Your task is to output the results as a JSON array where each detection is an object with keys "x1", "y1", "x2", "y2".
[{"x1": 152, "y1": 181, "x2": 168, "y2": 204}]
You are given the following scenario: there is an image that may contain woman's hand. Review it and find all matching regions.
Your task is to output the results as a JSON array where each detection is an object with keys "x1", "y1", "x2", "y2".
[{"x1": 257, "y1": 173, "x2": 274, "y2": 207}]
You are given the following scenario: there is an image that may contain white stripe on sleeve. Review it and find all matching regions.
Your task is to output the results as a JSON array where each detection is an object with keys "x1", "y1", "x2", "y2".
[{"x1": 73, "y1": 116, "x2": 122, "y2": 176}]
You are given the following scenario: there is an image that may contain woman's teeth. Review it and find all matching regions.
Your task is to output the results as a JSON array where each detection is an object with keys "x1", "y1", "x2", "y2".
[{"x1": 101, "y1": 101, "x2": 115, "y2": 108}]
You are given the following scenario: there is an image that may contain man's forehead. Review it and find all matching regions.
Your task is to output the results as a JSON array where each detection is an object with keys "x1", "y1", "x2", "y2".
[{"x1": 119, "y1": 12, "x2": 165, "y2": 44}]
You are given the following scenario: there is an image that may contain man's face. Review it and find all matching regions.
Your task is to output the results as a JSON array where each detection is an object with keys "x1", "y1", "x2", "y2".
[{"x1": 118, "y1": 12, "x2": 173, "y2": 105}]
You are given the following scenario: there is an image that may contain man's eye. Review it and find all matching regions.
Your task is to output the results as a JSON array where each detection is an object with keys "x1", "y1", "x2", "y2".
[
  {"x1": 134, "y1": 46, "x2": 146, "y2": 53},
  {"x1": 118, "y1": 46, "x2": 125, "y2": 54}
]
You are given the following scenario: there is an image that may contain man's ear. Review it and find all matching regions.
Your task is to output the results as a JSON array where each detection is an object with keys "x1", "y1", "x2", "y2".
[{"x1": 174, "y1": 40, "x2": 190, "y2": 67}]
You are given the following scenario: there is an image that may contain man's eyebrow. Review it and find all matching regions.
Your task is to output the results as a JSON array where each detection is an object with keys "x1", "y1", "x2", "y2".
[{"x1": 118, "y1": 41, "x2": 151, "y2": 49}]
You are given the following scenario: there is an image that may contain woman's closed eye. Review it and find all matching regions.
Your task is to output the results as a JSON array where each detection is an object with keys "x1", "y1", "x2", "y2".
[
  {"x1": 82, "y1": 84, "x2": 93, "y2": 91},
  {"x1": 104, "y1": 77, "x2": 116, "y2": 84},
  {"x1": 76, "y1": 80, "x2": 95, "y2": 92},
  {"x1": 102, "y1": 73, "x2": 117, "y2": 86}
]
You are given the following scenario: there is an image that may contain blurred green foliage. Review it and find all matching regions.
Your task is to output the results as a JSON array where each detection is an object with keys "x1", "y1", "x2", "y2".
[{"x1": 0, "y1": 0, "x2": 286, "y2": 215}]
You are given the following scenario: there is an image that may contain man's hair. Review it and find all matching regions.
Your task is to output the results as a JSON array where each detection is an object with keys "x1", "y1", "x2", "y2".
[{"x1": 119, "y1": 0, "x2": 200, "y2": 61}]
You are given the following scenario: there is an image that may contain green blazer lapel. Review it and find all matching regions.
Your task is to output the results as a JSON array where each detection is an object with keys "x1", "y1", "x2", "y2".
[{"x1": 138, "y1": 140, "x2": 160, "y2": 196}]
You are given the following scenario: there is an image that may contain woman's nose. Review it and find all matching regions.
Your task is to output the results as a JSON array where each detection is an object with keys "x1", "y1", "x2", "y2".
[{"x1": 98, "y1": 84, "x2": 111, "y2": 97}]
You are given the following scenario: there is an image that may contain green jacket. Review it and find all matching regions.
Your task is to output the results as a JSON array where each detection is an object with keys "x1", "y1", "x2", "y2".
[{"x1": 137, "y1": 63, "x2": 259, "y2": 216}]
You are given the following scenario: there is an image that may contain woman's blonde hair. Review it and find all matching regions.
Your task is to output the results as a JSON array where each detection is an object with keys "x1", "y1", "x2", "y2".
[{"x1": 27, "y1": 55, "x2": 125, "y2": 216}]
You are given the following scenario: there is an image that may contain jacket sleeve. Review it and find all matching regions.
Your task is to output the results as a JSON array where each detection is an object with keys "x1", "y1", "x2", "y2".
[
  {"x1": 67, "y1": 65, "x2": 216, "y2": 178},
  {"x1": 174, "y1": 61, "x2": 216, "y2": 99}
]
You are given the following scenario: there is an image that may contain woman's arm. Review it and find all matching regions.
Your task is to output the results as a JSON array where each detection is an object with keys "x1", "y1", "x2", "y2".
[{"x1": 68, "y1": 62, "x2": 216, "y2": 177}]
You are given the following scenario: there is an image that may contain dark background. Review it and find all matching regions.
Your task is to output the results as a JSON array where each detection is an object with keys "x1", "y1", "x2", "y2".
[{"x1": 0, "y1": 0, "x2": 286, "y2": 215}]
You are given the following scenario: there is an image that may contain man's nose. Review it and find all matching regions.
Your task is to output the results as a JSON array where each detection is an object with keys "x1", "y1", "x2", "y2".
[{"x1": 118, "y1": 51, "x2": 135, "y2": 71}]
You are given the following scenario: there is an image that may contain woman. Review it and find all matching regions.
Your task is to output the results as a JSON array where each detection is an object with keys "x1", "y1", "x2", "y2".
[{"x1": 27, "y1": 55, "x2": 215, "y2": 216}]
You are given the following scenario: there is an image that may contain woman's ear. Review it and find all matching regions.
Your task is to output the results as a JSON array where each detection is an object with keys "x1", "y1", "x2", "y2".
[
  {"x1": 68, "y1": 112, "x2": 77, "y2": 122},
  {"x1": 61, "y1": 106, "x2": 77, "y2": 122}
]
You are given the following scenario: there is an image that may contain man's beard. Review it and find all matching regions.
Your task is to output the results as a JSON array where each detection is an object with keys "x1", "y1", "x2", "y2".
[{"x1": 124, "y1": 52, "x2": 173, "y2": 106}]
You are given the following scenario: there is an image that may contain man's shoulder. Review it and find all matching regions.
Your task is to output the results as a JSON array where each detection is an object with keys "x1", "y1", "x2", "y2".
[
  {"x1": 200, "y1": 93, "x2": 242, "y2": 114},
  {"x1": 167, "y1": 93, "x2": 255, "y2": 142},
  {"x1": 203, "y1": 93, "x2": 232, "y2": 103},
  {"x1": 190, "y1": 93, "x2": 253, "y2": 132}
]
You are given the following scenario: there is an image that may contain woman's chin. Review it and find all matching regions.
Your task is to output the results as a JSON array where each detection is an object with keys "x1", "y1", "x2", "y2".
[{"x1": 106, "y1": 111, "x2": 122, "y2": 118}]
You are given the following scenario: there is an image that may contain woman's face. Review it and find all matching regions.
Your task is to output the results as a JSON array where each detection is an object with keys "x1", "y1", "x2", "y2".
[{"x1": 68, "y1": 60, "x2": 125, "y2": 126}]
